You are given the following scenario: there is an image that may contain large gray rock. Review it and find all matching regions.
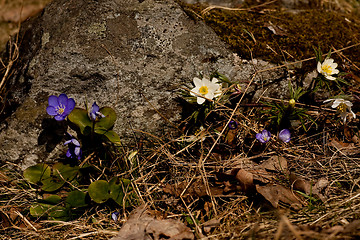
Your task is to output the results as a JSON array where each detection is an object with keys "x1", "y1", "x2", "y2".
[{"x1": 0, "y1": 0, "x2": 285, "y2": 169}]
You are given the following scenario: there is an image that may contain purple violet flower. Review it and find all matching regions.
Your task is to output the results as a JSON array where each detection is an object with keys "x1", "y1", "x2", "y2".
[
  {"x1": 46, "y1": 93, "x2": 75, "y2": 121},
  {"x1": 64, "y1": 133, "x2": 82, "y2": 160},
  {"x1": 111, "y1": 212, "x2": 120, "y2": 222},
  {"x1": 228, "y1": 120, "x2": 238, "y2": 129},
  {"x1": 279, "y1": 129, "x2": 291, "y2": 143},
  {"x1": 90, "y1": 102, "x2": 105, "y2": 121},
  {"x1": 256, "y1": 130, "x2": 271, "y2": 143}
]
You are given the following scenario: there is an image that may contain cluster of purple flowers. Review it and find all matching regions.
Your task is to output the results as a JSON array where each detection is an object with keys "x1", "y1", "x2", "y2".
[
  {"x1": 46, "y1": 94, "x2": 106, "y2": 160},
  {"x1": 256, "y1": 129, "x2": 291, "y2": 143},
  {"x1": 227, "y1": 120, "x2": 291, "y2": 143}
]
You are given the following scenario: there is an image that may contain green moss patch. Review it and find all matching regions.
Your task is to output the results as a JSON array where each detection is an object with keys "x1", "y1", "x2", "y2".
[{"x1": 180, "y1": 2, "x2": 360, "y2": 72}]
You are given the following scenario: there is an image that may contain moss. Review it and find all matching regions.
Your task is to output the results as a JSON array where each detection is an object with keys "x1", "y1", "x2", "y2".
[{"x1": 179, "y1": 2, "x2": 360, "y2": 73}]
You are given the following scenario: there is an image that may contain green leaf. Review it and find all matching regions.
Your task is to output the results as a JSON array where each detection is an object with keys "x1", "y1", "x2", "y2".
[
  {"x1": 53, "y1": 163, "x2": 79, "y2": 181},
  {"x1": 68, "y1": 108, "x2": 92, "y2": 135},
  {"x1": 23, "y1": 163, "x2": 51, "y2": 184},
  {"x1": 103, "y1": 130, "x2": 122, "y2": 146},
  {"x1": 94, "y1": 107, "x2": 117, "y2": 134},
  {"x1": 48, "y1": 206, "x2": 70, "y2": 221},
  {"x1": 109, "y1": 177, "x2": 131, "y2": 206},
  {"x1": 66, "y1": 190, "x2": 88, "y2": 208},
  {"x1": 41, "y1": 176, "x2": 65, "y2": 192},
  {"x1": 43, "y1": 195, "x2": 62, "y2": 204},
  {"x1": 88, "y1": 180, "x2": 110, "y2": 203},
  {"x1": 31, "y1": 203, "x2": 70, "y2": 221},
  {"x1": 30, "y1": 203, "x2": 52, "y2": 217},
  {"x1": 39, "y1": 163, "x2": 79, "y2": 192}
]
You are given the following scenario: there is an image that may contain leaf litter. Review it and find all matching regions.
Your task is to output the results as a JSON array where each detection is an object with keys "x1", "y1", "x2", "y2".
[{"x1": 110, "y1": 206, "x2": 194, "y2": 240}]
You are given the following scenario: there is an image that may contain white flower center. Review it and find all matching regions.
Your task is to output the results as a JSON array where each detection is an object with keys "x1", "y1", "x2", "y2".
[
  {"x1": 199, "y1": 86, "x2": 209, "y2": 95},
  {"x1": 321, "y1": 64, "x2": 333, "y2": 75}
]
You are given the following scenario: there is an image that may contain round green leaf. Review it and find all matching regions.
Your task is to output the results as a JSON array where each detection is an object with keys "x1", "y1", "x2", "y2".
[
  {"x1": 68, "y1": 108, "x2": 92, "y2": 135},
  {"x1": 41, "y1": 176, "x2": 65, "y2": 192},
  {"x1": 43, "y1": 195, "x2": 62, "y2": 204},
  {"x1": 103, "y1": 130, "x2": 122, "y2": 146},
  {"x1": 109, "y1": 177, "x2": 131, "y2": 206},
  {"x1": 88, "y1": 180, "x2": 110, "y2": 203},
  {"x1": 66, "y1": 190, "x2": 88, "y2": 208},
  {"x1": 94, "y1": 107, "x2": 116, "y2": 133},
  {"x1": 53, "y1": 163, "x2": 79, "y2": 181},
  {"x1": 48, "y1": 206, "x2": 70, "y2": 221},
  {"x1": 23, "y1": 163, "x2": 51, "y2": 184},
  {"x1": 30, "y1": 203, "x2": 52, "y2": 217}
]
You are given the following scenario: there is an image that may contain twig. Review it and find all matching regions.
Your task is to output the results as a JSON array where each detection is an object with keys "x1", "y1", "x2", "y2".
[
  {"x1": 14, "y1": 210, "x2": 38, "y2": 232},
  {"x1": 201, "y1": 0, "x2": 278, "y2": 15},
  {"x1": 0, "y1": 40, "x2": 19, "y2": 92}
]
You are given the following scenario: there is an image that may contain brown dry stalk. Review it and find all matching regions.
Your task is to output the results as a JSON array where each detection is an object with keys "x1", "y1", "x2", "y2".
[
  {"x1": 201, "y1": 0, "x2": 278, "y2": 15},
  {"x1": 0, "y1": 40, "x2": 19, "y2": 92},
  {"x1": 14, "y1": 210, "x2": 38, "y2": 232}
]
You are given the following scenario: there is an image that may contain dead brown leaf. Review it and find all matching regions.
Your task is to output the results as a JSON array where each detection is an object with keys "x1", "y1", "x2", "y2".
[
  {"x1": 202, "y1": 218, "x2": 221, "y2": 234},
  {"x1": 247, "y1": 156, "x2": 288, "y2": 184},
  {"x1": 290, "y1": 173, "x2": 328, "y2": 202},
  {"x1": 110, "y1": 206, "x2": 194, "y2": 240},
  {"x1": 329, "y1": 137, "x2": 359, "y2": 155},
  {"x1": 290, "y1": 173, "x2": 312, "y2": 195},
  {"x1": 258, "y1": 156, "x2": 288, "y2": 172},
  {"x1": 323, "y1": 225, "x2": 344, "y2": 234},
  {"x1": 250, "y1": 168, "x2": 274, "y2": 184},
  {"x1": 235, "y1": 169, "x2": 254, "y2": 192},
  {"x1": 217, "y1": 156, "x2": 289, "y2": 194},
  {"x1": 225, "y1": 129, "x2": 237, "y2": 146},
  {"x1": 344, "y1": 126, "x2": 353, "y2": 142},
  {"x1": 256, "y1": 184, "x2": 303, "y2": 210},
  {"x1": 223, "y1": 180, "x2": 242, "y2": 193},
  {"x1": 342, "y1": 220, "x2": 360, "y2": 236},
  {"x1": 0, "y1": 5, "x2": 45, "y2": 23}
]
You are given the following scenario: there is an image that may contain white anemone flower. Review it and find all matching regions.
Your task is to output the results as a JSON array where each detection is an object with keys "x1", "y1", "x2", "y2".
[
  {"x1": 190, "y1": 77, "x2": 222, "y2": 104},
  {"x1": 317, "y1": 58, "x2": 339, "y2": 80},
  {"x1": 324, "y1": 98, "x2": 356, "y2": 123}
]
